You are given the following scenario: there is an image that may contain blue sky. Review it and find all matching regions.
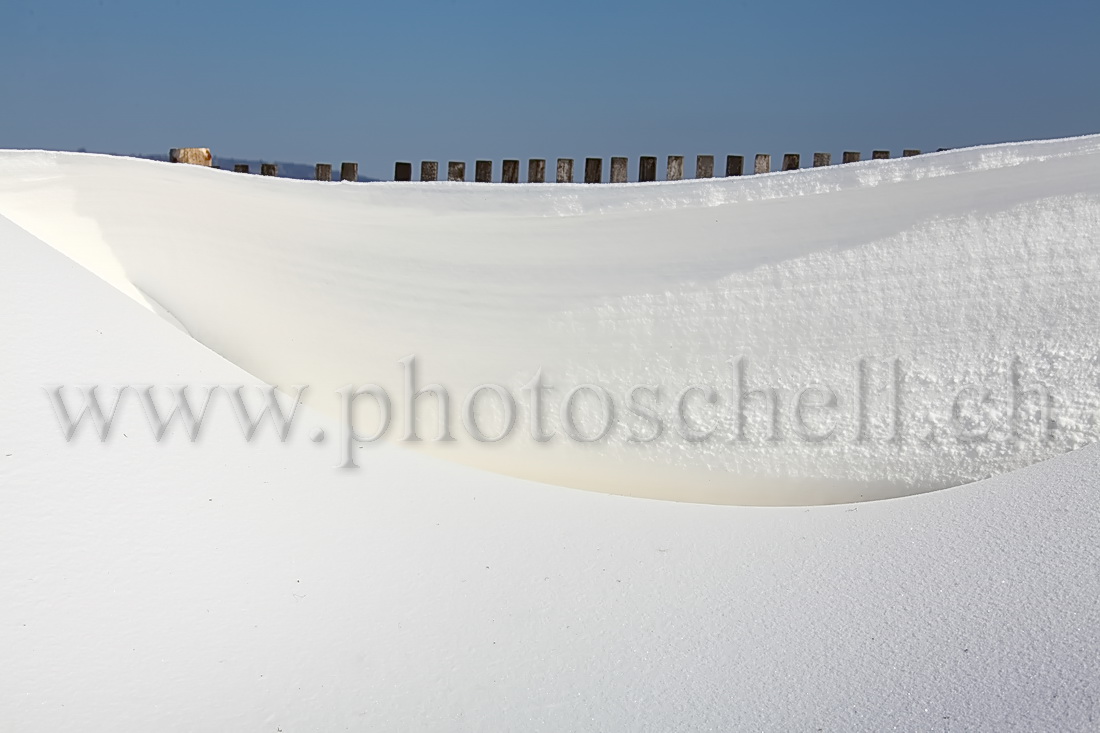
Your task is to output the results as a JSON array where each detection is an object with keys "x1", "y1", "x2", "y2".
[{"x1": 1, "y1": 0, "x2": 1097, "y2": 177}]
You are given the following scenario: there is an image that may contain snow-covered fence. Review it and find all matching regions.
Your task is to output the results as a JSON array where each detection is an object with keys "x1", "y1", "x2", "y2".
[
  {"x1": 180, "y1": 146, "x2": 930, "y2": 183},
  {"x1": 360, "y1": 149, "x2": 930, "y2": 182}
]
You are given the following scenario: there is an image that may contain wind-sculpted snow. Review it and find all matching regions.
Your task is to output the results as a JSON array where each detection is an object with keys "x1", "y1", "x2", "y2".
[
  {"x1": 2, "y1": 135, "x2": 1099, "y2": 504},
  {"x1": 3, "y1": 212, "x2": 1100, "y2": 731}
]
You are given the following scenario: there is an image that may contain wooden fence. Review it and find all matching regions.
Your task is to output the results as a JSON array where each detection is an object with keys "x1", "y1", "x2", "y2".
[{"x1": 193, "y1": 148, "x2": 933, "y2": 182}]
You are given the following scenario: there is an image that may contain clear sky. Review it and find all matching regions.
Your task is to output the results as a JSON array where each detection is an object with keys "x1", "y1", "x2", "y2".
[{"x1": 2, "y1": 0, "x2": 1098, "y2": 178}]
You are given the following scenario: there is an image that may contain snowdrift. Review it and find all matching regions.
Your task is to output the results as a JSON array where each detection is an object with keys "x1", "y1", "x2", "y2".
[
  {"x1": 2, "y1": 209, "x2": 1100, "y2": 730},
  {"x1": 2, "y1": 136, "x2": 1100, "y2": 504}
]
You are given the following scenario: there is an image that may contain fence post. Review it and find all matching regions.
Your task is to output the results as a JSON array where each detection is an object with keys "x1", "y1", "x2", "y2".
[
  {"x1": 666, "y1": 155, "x2": 684, "y2": 181},
  {"x1": 584, "y1": 157, "x2": 602, "y2": 183},
  {"x1": 754, "y1": 154, "x2": 771, "y2": 174},
  {"x1": 502, "y1": 159, "x2": 520, "y2": 183},
  {"x1": 528, "y1": 159, "x2": 546, "y2": 183},
  {"x1": 782, "y1": 153, "x2": 800, "y2": 171},
  {"x1": 557, "y1": 158, "x2": 574, "y2": 183},
  {"x1": 314, "y1": 163, "x2": 331, "y2": 180},
  {"x1": 842, "y1": 151, "x2": 861, "y2": 164},
  {"x1": 340, "y1": 162, "x2": 358, "y2": 181},
  {"x1": 448, "y1": 161, "x2": 465, "y2": 182},
  {"x1": 610, "y1": 156, "x2": 628, "y2": 183},
  {"x1": 639, "y1": 156, "x2": 657, "y2": 182},
  {"x1": 394, "y1": 162, "x2": 412, "y2": 181},
  {"x1": 903, "y1": 149, "x2": 920, "y2": 157},
  {"x1": 234, "y1": 163, "x2": 250, "y2": 174},
  {"x1": 696, "y1": 155, "x2": 714, "y2": 178},
  {"x1": 261, "y1": 163, "x2": 278, "y2": 177},
  {"x1": 169, "y1": 148, "x2": 212, "y2": 166},
  {"x1": 421, "y1": 161, "x2": 438, "y2": 181},
  {"x1": 872, "y1": 150, "x2": 890, "y2": 160},
  {"x1": 475, "y1": 160, "x2": 492, "y2": 183},
  {"x1": 812, "y1": 152, "x2": 831, "y2": 167},
  {"x1": 725, "y1": 155, "x2": 744, "y2": 176}
]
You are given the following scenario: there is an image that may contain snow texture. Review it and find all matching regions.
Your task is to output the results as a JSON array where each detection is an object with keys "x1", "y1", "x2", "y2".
[
  {"x1": 2, "y1": 137, "x2": 1100, "y2": 504},
  {"x1": 1, "y1": 137, "x2": 1100, "y2": 730}
]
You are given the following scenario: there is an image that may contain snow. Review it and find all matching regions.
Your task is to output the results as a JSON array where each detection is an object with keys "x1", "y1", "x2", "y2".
[
  {"x1": 1, "y1": 136, "x2": 1100, "y2": 730},
  {"x1": 3, "y1": 137, "x2": 1100, "y2": 505}
]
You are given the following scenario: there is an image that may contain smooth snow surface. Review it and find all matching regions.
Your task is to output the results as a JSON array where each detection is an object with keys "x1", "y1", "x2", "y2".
[
  {"x1": 2, "y1": 137, "x2": 1100, "y2": 504},
  {"x1": 2, "y1": 211, "x2": 1100, "y2": 730}
]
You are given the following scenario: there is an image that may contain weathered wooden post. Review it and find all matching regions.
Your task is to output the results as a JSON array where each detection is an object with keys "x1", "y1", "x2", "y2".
[
  {"x1": 903, "y1": 149, "x2": 920, "y2": 157},
  {"x1": 341, "y1": 162, "x2": 358, "y2": 181},
  {"x1": 610, "y1": 157, "x2": 628, "y2": 183},
  {"x1": 726, "y1": 155, "x2": 744, "y2": 176},
  {"x1": 234, "y1": 163, "x2": 250, "y2": 174},
  {"x1": 782, "y1": 153, "x2": 800, "y2": 171},
  {"x1": 584, "y1": 157, "x2": 602, "y2": 183},
  {"x1": 696, "y1": 155, "x2": 714, "y2": 178},
  {"x1": 475, "y1": 160, "x2": 492, "y2": 183},
  {"x1": 667, "y1": 155, "x2": 684, "y2": 181},
  {"x1": 502, "y1": 159, "x2": 520, "y2": 183},
  {"x1": 315, "y1": 163, "x2": 331, "y2": 180},
  {"x1": 557, "y1": 158, "x2": 574, "y2": 183},
  {"x1": 169, "y1": 148, "x2": 213, "y2": 166},
  {"x1": 421, "y1": 161, "x2": 438, "y2": 181},
  {"x1": 812, "y1": 152, "x2": 831, "y2": 167},
  {"x1": 394, "y1": 162, "x2": 412, "y2": 181},
  {"x1": 528, "y1": 159, "x2": 546, "y2": 183},
  {"x1": 448, "y1": 161, "x2": 465, "y2": 182},
  {"x1": 754, "y1": 154, "x2": 771, "y2": 174},
  {"x1": 261, "y1": 163, "x2": 278, "y2": 177},
  {"x1": 872, "y1": 150, "x2": 890, "y2": 160},
  {"x1": 638, "y1": 156, "x2": 657, "y2": 182},
  {"x1": 842, "y1": 151, "x2": 861, "y2": 164}
]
